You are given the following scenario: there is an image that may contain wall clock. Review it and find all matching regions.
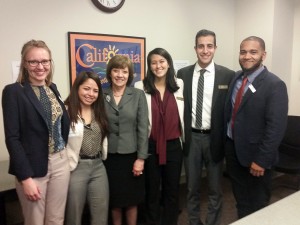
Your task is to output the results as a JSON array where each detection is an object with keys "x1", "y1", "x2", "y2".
[{"x1": 91, "y1": 0, "x2": 125, "y2": 13}]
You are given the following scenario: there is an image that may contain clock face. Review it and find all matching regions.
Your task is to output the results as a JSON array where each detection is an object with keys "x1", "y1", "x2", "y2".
[{"x1": 91, "y1": 0, "x2": 125, "y2": 13}]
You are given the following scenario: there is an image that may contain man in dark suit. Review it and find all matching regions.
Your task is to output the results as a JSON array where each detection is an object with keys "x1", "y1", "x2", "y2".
[
  {"x1": 177, "y1": 29, "x2": 234, "y2": 225},
  {"x1": 224, "y1": 36, "x2": 288, "y2": 218}
]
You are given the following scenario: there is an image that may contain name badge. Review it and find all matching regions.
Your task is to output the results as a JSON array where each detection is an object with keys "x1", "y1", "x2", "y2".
[
  {"x1": 218, "y1": 85, "x2": 228, "y2": 89},
  {"x1": 249, "y1": 84, "x2": 256, "y2": 93},
  {"x1": 176, "y1": 96, "x2": 184, "y2": 101}
]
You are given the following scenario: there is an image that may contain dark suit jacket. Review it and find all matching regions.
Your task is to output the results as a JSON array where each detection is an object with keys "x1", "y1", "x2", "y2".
[
  {"x1": 177, "y1": 63, "x2": 234, "y2": 162},
  {"x1": 103, "y1": 86, "x2": 148, "y2": 159},
  {"x1": 2, "y1": 81, "x2": 70, "y2": 181},
  {"x1": 225, "y1": 67, "x2": 288, "y2": 169}
]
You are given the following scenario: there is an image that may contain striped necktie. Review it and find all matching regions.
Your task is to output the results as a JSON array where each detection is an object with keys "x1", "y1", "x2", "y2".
[{"x1": 195, "y1": 69, "x2": 206, "y2": 129}]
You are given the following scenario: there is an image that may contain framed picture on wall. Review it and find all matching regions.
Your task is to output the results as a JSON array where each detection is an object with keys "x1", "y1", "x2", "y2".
[{"x1": 68, "y1": 32, "x2": 146, "y2": 88}]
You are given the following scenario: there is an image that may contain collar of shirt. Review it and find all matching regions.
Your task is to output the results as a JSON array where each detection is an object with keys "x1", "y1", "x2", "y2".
[
  {"x1": 194, "y1": 60, "x2": 215, "y2": 75},
  {"x1": 243, "y1": 65, "x2": 265, "y2": 83}
]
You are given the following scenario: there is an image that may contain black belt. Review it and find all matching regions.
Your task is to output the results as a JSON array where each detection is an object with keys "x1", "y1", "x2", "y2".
[
  {"x1": 191, "y1": 128, "x2": 211, "y2": 134},
  {"x1": 80, "y1": 152, "x2": 101, "y2": 160}
]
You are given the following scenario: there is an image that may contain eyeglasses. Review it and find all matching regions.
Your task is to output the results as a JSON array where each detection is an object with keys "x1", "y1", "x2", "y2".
[{"x1": 26, "y1": 60, "x2": 51, "y2": 67}]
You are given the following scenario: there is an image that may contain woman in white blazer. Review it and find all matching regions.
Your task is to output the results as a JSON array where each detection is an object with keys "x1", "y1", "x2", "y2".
[
  {"x1": 134, "y1": 48, "x2": 184, "y2": 225},
  {"x1": 64, "y1": 71, "x2": 109, "y2": 225}
]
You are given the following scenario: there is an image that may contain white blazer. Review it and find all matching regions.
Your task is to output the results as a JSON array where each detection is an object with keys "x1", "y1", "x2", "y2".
[
  {"x1": 134, "y1": 78, "x2": 185, "y2": 142},
  {"x1": 66, "y1": 116, "x2": 108, "y2": 171}
]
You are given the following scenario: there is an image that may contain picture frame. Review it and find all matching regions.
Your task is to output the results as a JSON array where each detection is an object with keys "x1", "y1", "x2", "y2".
[{"x1": 68, "y1": 32, "x2": 146, "y2": 88}]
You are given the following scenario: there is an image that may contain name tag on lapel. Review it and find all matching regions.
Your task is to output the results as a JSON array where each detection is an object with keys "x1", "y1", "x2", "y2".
[
  {"x1": 218, "y1": 85, "x2": 228, "y2": 89},
  {"x1": 249, "y1": 84, "x2": 256, "y2": 93},
  {"x1": 176, "y1": 96, "x2": 184, "y2": 101}
]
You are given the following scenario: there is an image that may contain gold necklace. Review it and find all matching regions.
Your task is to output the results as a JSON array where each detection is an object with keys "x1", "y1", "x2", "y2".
[
  {"x1": 113, "y1": 91, "x2": 124, "y2": 97},
  {"x1": 112, "y1": 88, "x2": 124, "y2": 97}
]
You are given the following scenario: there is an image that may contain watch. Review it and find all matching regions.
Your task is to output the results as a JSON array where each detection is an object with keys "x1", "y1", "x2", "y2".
[{"x1": 91, "y1": 0, "x2": 125, "y2": 13}]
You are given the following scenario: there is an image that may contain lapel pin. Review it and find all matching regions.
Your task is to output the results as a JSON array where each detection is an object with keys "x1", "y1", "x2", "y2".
[{"x1": 106, "y1": 95, "x2": 111, "y2": 102}]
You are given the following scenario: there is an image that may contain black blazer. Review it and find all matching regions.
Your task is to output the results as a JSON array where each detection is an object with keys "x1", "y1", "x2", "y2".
[
  {"x1": 177, "y1": 63, "x2": 234, "y2": 162},
  {"x1": 2, "y1": 81, "x2": 70, "y2": 181},
  {"x1": 225, "y1": 67, "x2": 288, "y2": 169}
]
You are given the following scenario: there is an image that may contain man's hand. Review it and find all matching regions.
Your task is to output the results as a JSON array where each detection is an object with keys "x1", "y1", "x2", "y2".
[{"x1": 250, "y1": 162, "x2": 265, "y2": 177}]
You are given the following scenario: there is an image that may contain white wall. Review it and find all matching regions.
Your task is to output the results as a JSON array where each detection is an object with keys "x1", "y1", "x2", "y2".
[
  {"x1": 272, "y1": 0, "x2": 294, "y2": 94},
  {"x1": 290, "y1": 0, "x2": 300, "y2": 115},
  {"x1": 234, "y1": 0, "x2": 275, "y2": 69},
  {"x1": 234, "y1": 0, "x2": 300, "y2": 115}
]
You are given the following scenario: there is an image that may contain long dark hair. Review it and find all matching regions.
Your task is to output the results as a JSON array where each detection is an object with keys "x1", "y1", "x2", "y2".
[
  {"x1": 143, "y1": 48, "x2": 179, "y2": 95},
  {"x1": 65, "y1": 71, "x2": 109, "y2": 142}
]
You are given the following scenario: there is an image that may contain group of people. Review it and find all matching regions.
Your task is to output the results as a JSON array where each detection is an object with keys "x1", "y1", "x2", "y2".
[{"x1": 2, "y1": 29, "x2": 288, "y2": 225}]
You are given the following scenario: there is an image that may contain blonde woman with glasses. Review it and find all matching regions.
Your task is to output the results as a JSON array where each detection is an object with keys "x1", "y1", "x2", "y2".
[{"x1": 2, "y1": 40, "x2": 70, "y2": 225}]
